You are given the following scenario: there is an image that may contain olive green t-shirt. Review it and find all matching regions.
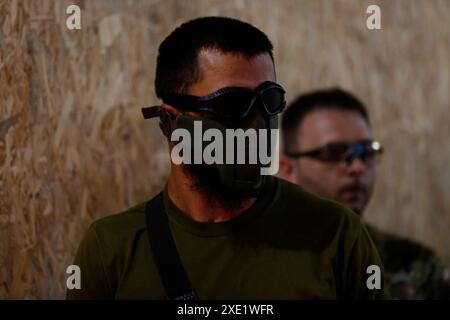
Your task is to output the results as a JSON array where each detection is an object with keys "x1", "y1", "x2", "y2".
[{"x1": 67, "y1": 176, "x2": 387, "y2": 299}]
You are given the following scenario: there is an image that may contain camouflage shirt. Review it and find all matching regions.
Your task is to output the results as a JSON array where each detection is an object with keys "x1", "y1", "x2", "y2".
[{"x1": 366, "y1": 224, "x2": 450, "y2": 299}]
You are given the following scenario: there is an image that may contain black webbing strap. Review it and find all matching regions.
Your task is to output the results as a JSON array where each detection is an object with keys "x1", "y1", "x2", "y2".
[{"x1": 145, "y1": 192, "x2": 199, "y2": 300}]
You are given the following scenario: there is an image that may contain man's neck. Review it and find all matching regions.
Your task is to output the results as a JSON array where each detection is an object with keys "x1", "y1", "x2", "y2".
[{"x1": 167, "y1": 167, "x2": 256, "y2": 223}]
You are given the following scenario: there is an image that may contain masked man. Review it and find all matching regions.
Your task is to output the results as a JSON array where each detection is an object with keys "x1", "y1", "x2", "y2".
[
  {"x1": 67, "y1": 17, "x2": 386, "y2": 300},
  {"x1": 280, "y1": 88, "x2": 450, "y2": 299}
]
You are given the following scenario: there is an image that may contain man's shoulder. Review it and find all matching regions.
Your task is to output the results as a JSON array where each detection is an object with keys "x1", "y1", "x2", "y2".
[
  {"x1": 275, "y1": 177, "x2": 361, "y2": 224},
  {"x1": 270, "y1": 178, "x2": 386, "y2": 299},
  {"x1": 89, "y1": 198, "x2": 149, "y2": 241},
  {"x1": 271, "y1": 177, "x2": 364, "y2": 241}
]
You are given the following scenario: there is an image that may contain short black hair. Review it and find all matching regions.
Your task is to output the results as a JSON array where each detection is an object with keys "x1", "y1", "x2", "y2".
[
  {"x1": 155, "y1": 16, "x2": 274, "y2": 98},
  {"x1": 282, "y1": 88, "x2": 369, "y2": 152}
]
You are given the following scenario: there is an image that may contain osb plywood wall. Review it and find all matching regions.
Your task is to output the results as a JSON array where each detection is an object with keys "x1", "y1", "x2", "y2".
[{"x1": 0, "y1": 0, "x2": 449, "y2": 299}]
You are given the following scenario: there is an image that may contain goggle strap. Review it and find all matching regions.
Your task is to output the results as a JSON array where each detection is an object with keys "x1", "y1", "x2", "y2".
[
  {"x1": 142, "y1": 106, "x2": 162, "y2": 119},
  {"x1": 141, "y1": 106, "x2": 173, "y2": 138}
]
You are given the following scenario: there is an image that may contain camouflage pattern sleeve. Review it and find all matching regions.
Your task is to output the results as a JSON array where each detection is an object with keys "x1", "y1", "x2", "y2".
[{"x1": 366, "y1": 224, "x2": 450, "y2": 300}]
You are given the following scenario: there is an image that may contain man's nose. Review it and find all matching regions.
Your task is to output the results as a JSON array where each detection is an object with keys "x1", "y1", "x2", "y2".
[{"x1": 346, "y1": 157, "x2": 367, "y2": 174}]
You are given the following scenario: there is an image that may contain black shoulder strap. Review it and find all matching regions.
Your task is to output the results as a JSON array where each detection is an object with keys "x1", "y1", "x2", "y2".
[{"x1": 145, "y1": 192, "x2": 198, "y2": 300}]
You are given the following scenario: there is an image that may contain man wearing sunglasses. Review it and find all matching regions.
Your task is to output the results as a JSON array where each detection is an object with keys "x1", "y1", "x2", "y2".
[
  {"x1": 280, "y1": 88, "x2": 450, "y2": 299},
  {"x1": 68, "y1": 17, "x2": 386, "y2": 300}
]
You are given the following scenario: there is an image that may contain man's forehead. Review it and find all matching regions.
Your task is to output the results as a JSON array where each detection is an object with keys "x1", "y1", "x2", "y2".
[
  {"x1": 188, "y1": 49, "x2": 275, "y2": 95},
  {"x1": 297, "y1": 108, "x2": 372, "y2": 148}
]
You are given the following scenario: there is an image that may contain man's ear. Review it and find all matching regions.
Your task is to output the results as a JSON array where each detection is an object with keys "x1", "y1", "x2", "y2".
[{"x1": 279, "y1": 155, "x2": 296, "y2": 183}]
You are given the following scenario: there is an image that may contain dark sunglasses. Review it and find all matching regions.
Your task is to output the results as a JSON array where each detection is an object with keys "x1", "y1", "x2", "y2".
[
  {"x1": 142, "y1": 81, "x2": 286, "y2": 120},
  {"x1": 285, "y1": 140, "x2": 383, "y2": 166}
]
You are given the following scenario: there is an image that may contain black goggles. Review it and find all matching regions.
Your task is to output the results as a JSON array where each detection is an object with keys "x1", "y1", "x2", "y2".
[
  {"x1": 285, "y1": 140, "x2": 383, "y2": 166},
  {"x1": 142, "y1": 81, "x2": 286, "y2": 120}
]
